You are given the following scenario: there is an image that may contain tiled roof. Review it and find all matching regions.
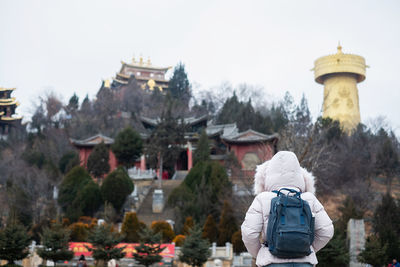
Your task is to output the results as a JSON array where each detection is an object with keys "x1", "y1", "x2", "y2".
[{"x1": 70, "y1": 134, "x2": 114, "y2": 146}]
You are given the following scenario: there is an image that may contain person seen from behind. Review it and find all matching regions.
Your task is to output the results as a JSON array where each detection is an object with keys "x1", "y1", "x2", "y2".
[
  {"x1": 241, "y1": 151, "x2": 334, "y2": 266},
  {"x1": 389, "y1": 259, "x2": 400, "y2": 267},
  {"x1": 77, "y1": 255, "x2": 87, "y2": 267}
]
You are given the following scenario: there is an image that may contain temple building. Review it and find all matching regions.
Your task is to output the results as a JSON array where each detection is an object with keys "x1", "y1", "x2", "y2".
[
  {"x1": 71, "y1": 116, "x2": 278, "y2": 179},
  {"x1": 112, "y1": 56, "x2": 171, "y2": 92},
  {"x1": 313, "y1": 44, "x2": 367, "y2": 133},
  {"x1": 70, "y1": 134, "x2": 118, "y2": 172},
  {"x1": 0, "y1": 87, "x2": 22, "y2": 137}
]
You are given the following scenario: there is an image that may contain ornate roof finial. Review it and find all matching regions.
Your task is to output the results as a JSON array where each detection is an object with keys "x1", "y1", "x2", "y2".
[
  {"x1": 139, "y1": 55, "x2": 144, "y2": 65},
  {"x1": 147, "y1": 57, "x2": 151, "y2": 66},
  {"x1": 104, "y1": 79, "x2": 111, "y2": 88},
  {"x1": 337, "y1": 42, "x2": 343, "y2": 54},
  {"x1": 132, "y1": 54, "x2": 136, "y2": 63}
]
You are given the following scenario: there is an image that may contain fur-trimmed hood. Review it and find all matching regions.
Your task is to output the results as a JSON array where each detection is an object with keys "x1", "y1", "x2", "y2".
[{"x1": 254, "y1": 151, "x2": 315, "y2": 195}]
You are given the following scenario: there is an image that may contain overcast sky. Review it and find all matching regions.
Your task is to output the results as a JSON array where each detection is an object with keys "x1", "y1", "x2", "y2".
[{"x1": 1, "y1": 0, "x2": 399, "y2": 133}]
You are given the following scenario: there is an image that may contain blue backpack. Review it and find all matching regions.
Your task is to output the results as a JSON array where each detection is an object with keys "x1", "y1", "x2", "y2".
[{"x1": 265, "y1": 188, "x2": 315, "y2": 258}]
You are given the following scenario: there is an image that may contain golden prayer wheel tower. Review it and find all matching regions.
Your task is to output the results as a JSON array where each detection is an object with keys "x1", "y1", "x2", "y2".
[{"x1": 313, "y1": 45, "x2": 367, "y2": 133}]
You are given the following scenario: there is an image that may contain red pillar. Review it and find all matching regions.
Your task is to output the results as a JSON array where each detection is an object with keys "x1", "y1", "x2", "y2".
[
  {"x1": 140, "y1": 155, "x2": 146, "y2": 171},
  {"x1": 187, "y1": 142, "x2": 193, "y2": 171}
]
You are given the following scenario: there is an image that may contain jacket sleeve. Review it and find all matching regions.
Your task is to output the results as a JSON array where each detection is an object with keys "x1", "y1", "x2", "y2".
[
  {"x1": 241, "y1": 196, "x2": 264, "y2": 258},
  {"x1": 312, "y1": 196, "x2": 334, "y2": 252}
]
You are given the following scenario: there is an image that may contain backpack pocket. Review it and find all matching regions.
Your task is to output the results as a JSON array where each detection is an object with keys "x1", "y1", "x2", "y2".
[{"x1": 274, "y1": 229, "x2": 312, "y2": 257}]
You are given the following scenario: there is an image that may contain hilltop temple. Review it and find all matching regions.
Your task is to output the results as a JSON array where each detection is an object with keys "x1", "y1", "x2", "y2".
[
  {"x1": 0, "y1": 87, "x2": 22, "y2": 137},
  {"x1": 111, "y1": 56, "x2": 171, "y2": 92},
  {"x1": 313, "y1": 45, "x2": 367, "y2": 133}
]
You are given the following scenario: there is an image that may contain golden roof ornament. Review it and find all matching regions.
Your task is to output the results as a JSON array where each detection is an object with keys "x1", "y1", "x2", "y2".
[
  {"x1": 147, "y1": 57, "x2": 151, "y2": 66},
  {"x1": 132, "y1": 55, "x2": 136, "y2": 63},
  {"x1": 139, "y1": 56, "x2": 144, "y2": 65},
  {"x1": 337, "y1": 42, "x2": 343, "y2": 54}
]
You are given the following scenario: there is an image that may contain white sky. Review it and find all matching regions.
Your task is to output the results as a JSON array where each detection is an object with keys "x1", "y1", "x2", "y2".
[{"x1": 1, "y1": 0, "x2": 399, "y2": 132}]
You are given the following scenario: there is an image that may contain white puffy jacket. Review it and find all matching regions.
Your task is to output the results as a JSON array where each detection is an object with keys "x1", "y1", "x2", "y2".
[{"x1": 241, "y1": 151, "x2": 334, "y2": 266}]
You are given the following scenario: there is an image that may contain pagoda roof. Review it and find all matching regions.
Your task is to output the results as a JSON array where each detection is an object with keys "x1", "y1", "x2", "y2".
[
  {"x1": 70, "y1": 134, "x2": 114, "y2": 147},
  {"x1": 206, "y1": 123, "x2": 239, "y2": 138},
  {"x1": 222, "y1": 129, "x2": 278, "y2": 144},
  {"x1": 121, "y1": 60, "x2": 171, "y2": 72},
  {"x1": 0, "y1": 87, "x2": 16, "y2": 92},
  {"x1": 140, "y1": 115, "x2": 208, "y2": 127},
  {"x1": 0, "y1": 98, "x2": 19, "y2": 106},
  {"x1": 0, "y1": 115, "x2": 22, "y2": 121},
  {"x1": 113, "y1": 78, "x2": 129, "y2": 85}
]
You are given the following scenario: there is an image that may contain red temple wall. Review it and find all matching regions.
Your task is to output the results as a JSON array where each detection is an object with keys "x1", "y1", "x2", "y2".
[
  {"x1": 230, "y1": 142, "x2": 274, "y2": 168},
  {"x1": 78, "y1": 147, "x2": 118, "y2": 173}
]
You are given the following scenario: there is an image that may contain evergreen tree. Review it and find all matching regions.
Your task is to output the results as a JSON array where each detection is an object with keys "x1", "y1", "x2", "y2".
[
  {"x1": 202, "y1": 215, "x2": 217, "y2": 243},
  {"x1": 87, "y1": 142, "x2": 110, "y2": 180},
  {"x1": 58, "y1": 166, "x2": 92, "y2": 213},
  {"x1": 101, "y1": 168, "x2": 134, "y2": 212},
  {"x1": 217, "y1": 200, "x2": 238, "y2": 245},
  {"x1": 375, "y1": 129, "x2": 399, "y2": 194},
  {"x1": 358, "y1": 235, "x2": 388, "y2": 267},
  {"x1": 111, "y1": 127, "x2": 143, "y2": 168},
  {"x1": 121, "y1": 212, "x2": 142, "y2": 243},
  {"x1": 69, "y1": 222, "x2": 89, "y2": 242},
  {"x1": 231, "y1": 230, "x2": 246, "y2": 254},
  {"x1": 179, "y1": 227, "x2": 211, "y2": 267},
  {"x1": 66, "y1": 93, "x2": 79, "y2": 114},
  {"x1": 133, "y1": 228, "x2": 164, "y2": 267},
  {"x1": 0, "y1": 222, "x2": 31, "y2": 265},
  {"x1": 168, "y1": 161, "x2": 231, "y2": 225},
  {"x1": 168, "y1": 62, "x2": 191, "y2": 104},
  {"x1": 151, "y1": 221, "x2": 175, "y2": 243},
  {"x1": 316, "y1": 230, "x2": 349, "y2": 267},
  {"x1": 58, "y1": 151, "x2": 79, "y2": 174},
  {"x1": 145, "y1": 101, "x2": 185, "y2": 182},
  {"x1": 372, "y1": 193, "x2": 400, "y2": 260},
  {"x1": 37, "y1": 222, "x2": 74, "y2": 266},
  {"x1": 74, "y1": 181, "x2": 103, "y2": 217},
  {"x1": 88, "y1": 224, "x2": 125, "y2": 267},
  {"x1": 193, "y1": 130, "x2": 210, "y2": 165},
  {"x1": 183, "y1": 216, "x2": 194, "y2": 236}
]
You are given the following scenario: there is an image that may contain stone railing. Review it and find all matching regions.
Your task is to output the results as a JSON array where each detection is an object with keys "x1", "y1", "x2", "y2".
[{"x1": 128, "y1": 167, "x2": 156, "y2": 180}]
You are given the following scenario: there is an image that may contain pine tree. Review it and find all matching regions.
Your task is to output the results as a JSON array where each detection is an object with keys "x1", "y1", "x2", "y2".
[
  {"x1": 88, "y1": 224, "x2": 125, "y2": 267},
  {"x1": 358, "y1": 235, "x2": 388, "y2": 267},
  {"x1": 375, "y1": 130, "x2": 399, "y2": 194},
  {"x1": 0, "y1": 222, "x2": 31, "y2": 265},
  {"x1": 183, "y1": 216, "x2": 194, "y2": 236},
  {"x1": 121, "y1": 212, "x2": 142, "y2": 243},
  {"x1": 101, "y1": 168, "x2": 134, "y2": 212},
  {"x1": 151, "y1": 221, "x2": 175, "y2": 243},
  {"x1": 316, "y1": 230, "x2": 349, "y2": 267},
  {"x1": 87, "y1": 142, "x2": 110, "y2": 180},
  {"x1": 58, "y1": 166, "x2": 92, "y2": 213},
  {"x1": 179, "y1": 227, "x2": 210, "y2": 267},
  {"x1": 231, "y1": 230, "x2": 246, "y2": 254},
  {"x1": 66, "y1": 93, "x2": 79, "y2": 114},
  {"x1": 193, "y1": 130, "x2": 210, "y2": 166},
  {"x1": 202, "y1": 215, "x2": 217, "y2": 243},
  {"x1": 133, "y1": 228, "x2": 164, "y2": 267},
  {"x1": 217, "y1": 200, "x2": 238, "y2": 245},
  {"x1": 37, "y1": 222, "x2": 74, "y2": 266},
  {"x1": 74, "y1": 180, "x2": 103, "y2": 217},
  {"x1": 168, "y1": 63, "x2": 191, "y2": 104},
  {"x1": 111, "y1": 127, "x2": 143, "y2": 168},
  {"x1": 372, "y1": 193, "x2": 400, "y2": 260}
]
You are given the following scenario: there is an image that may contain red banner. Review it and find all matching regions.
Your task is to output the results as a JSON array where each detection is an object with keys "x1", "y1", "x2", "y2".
[{"x1": 69, "y1": 243, "x2": 175, "y2": 258}]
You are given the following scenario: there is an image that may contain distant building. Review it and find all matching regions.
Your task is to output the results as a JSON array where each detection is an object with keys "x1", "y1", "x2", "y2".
[
  {"x1": 70, "y1": 134, "x2": 118, "y2": 172},
  {"x1": 71, "y1": 116, "x2": 278, "y2": 178},
  {"x1": 0, "y1": 87, "x2": 22, "y2": 138},
  {"x1": 111, "y1": 56, "x2": 171, "y2": 92}
]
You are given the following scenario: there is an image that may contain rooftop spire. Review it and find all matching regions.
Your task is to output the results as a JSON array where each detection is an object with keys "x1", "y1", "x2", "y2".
[{"x1": 337, "y1": 42, "x2": 343, "y2": 54}]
